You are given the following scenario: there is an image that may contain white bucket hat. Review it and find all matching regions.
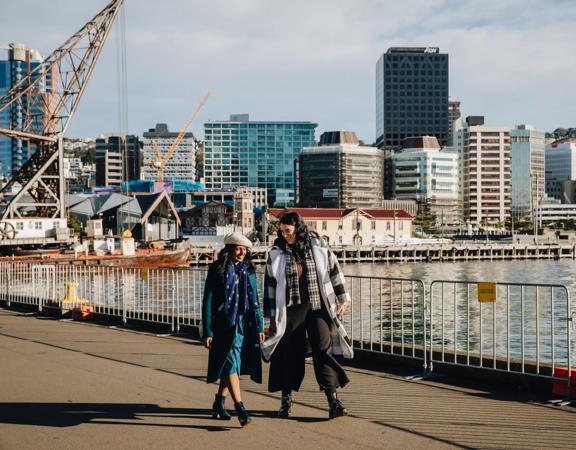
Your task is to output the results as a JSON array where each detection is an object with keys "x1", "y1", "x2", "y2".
[{"x1": 224, "y1": 232, "x2": 253, "y2": 248}]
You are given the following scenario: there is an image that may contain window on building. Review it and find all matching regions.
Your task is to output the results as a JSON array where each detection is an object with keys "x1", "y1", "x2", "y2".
[
  {"x1": 386, "y1": 221, "x2": 391, "y2": 231},
  {"x1": 356, "y1": 220, "x2": 362, "y2": 230},
  {"x1": 16, "y1": 222, "x2": 24, "y2": 230},
  {"x1": 399, "y1": 221, "x2": 404, "y2": 230},
  {"x1": 371, "y1": 220, "x2": 376, "y2": 230},
  {"x1": 305, "y1": 220, "x2": 317, "y2": 230},
  {"x1": 322, "y1": 221, "x2": 327, "y2": 231},
  {"x1": 338, "y1": 220, "x2": 343, "y2": 230},
  {"x1": 35, "y1": 222, "x2": 43, "y2": 230}
]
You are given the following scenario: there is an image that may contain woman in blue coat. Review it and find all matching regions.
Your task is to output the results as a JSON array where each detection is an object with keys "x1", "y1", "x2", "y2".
[{"x1": 202, "y1": 232, "x2": 264, "y2": 427}]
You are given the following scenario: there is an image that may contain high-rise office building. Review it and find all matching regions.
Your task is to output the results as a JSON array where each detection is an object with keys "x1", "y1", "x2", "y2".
[
  {"x1": 95, "y1": 134, "x2": 141, "y2": 187},
  {"x1": 510, "y1": 125, "x2": 545, "y2": 220},
  {"x1": 204, "y1": 114, "x2": 316, "y2": 206},
  {"x1": 394, "y1": 136, "x2": 460, "y2": 225},
  {"x1": 376, "y1": 47, "x2": 449, "y2": 150},
  {"x1": 141, "y1": 123, "x2": 197, "y2": 182},
  {"x1": 299, "y1": 131, "x2": 384, "y2": 208},
  {"x1": 545, "y1": 138, "x2": 576, "y2": 203},
  {"x1": 0, "y1": 43, "x2": 56, "y2": 179},
  {"x1": 447, "y1": 99, "x2": 461, "y2": 146},
  {"x1": 455, "y1": 117, "x2": 511, "y2": 225}
]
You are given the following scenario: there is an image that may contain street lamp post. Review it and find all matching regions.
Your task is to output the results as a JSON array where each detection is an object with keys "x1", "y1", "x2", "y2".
[{"x1": 393, "y1": 209, "x2": 397, "y2": 243}]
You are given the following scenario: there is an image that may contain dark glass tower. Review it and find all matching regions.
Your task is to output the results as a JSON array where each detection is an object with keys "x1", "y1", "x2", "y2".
[
  {"x1": 376, "y1": 47, "x2": 449, "y2": 150},
  {"x1": 95, "y1": 135, "x2": 142, "y2": 187}
]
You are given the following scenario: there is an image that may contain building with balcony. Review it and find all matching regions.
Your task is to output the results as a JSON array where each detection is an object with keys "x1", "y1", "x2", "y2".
[
  {"x1": 203, "y1": 114, "x2": 316, "y2": 206},
  {"x1": 393, "y1": 136, "x2": 460, "y2": 225},
  {"x1": 95, "y1": 134, "x2": 142, "y2": 188},
  {"x1": 298, "y1": 131, "x2": 384, "y2": 208},
  {"x1": 455, "y1": 116, "x2": 511, "y2": 225},
  {"x1": 0, "y1": 43, "x2": 56, "y2": 179},
  {"x1": 141, "y1": 123, "x2": 198, "y2": 182}
]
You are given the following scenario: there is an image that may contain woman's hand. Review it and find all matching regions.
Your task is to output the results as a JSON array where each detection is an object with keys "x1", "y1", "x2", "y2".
[
  {"x1": 336, "y1": 303, "x2": 347, "y2": 320},
  {"x1": 259, "y1": 332, "x2": 265, "y2": 343},
  {"x1": 202, "y1": 336, "x2": 212, "y2": 349}
]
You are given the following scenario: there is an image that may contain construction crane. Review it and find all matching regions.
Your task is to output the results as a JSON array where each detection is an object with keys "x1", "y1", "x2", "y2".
[
  {"x1": 0, "y1": 0, "x2": 124, "y2": 244},
  {"x1": 148, "y1": 92, "x2": 211, "y2": 183}
]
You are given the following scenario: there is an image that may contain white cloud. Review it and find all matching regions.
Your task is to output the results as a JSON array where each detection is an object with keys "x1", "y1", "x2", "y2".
[{"x1": 1, "y1": 0, "x2": 575, "y2": 142}]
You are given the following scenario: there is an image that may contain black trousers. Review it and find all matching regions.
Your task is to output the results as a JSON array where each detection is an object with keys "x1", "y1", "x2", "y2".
[{"x1": 268, "y1": 301, "x2": 349, "y2": 393}]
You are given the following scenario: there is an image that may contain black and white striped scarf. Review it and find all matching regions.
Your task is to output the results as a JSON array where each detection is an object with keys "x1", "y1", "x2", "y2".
[{"x1": 285, "y1": 245, "x2": 322, "y2": 310}]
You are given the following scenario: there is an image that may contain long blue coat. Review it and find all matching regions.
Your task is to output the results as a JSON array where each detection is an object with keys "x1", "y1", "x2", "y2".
[{"x1": 202, "y1": 264, "x2": 263, "y2": 384}]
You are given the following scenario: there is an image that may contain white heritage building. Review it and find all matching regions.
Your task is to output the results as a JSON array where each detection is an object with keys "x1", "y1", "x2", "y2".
[{"x1": 268, "y1": 207, "x2": 413, "y2": 246}]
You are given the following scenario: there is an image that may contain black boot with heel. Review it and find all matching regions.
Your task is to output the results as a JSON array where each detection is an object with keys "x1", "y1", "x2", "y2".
[
  {"x1": 212, "y1": 394, "x2": 232, "y2": 420},
  {"x1": 278, "y1": 391, "x2": 292, "y2": 418},
  {"x1": 326, "y1": 390, "x2": 348, "y2": 419},
  {"x1": 234, "y1": 401, "x2": 252, "y2": 427}
]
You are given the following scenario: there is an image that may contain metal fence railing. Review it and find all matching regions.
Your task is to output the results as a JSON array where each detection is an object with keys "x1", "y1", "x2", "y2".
[
  {"x1": 429, "y1": 280, "x2": 573, "y2": 389},
  {"x1": 346, "y1": 276, "x2": 427, "y2": 371},
  {"x1": 1, "y1": 262, "x2": 574, "y2": 394}
]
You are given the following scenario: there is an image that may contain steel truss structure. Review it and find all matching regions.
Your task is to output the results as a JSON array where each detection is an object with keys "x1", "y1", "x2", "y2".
[{"x1": 0, "y1": 0, "x2": 124, "y2": 224}]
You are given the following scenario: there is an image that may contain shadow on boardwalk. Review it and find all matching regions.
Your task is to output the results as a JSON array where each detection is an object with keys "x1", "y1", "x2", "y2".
[{"x1": 0, "y1": 403, "x2": 328, "y2": 430}]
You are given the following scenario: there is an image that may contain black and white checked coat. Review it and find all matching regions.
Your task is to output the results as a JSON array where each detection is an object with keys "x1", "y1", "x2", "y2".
[{"x1": 261, "y1": 232, "x2": 353, "y2": 362}]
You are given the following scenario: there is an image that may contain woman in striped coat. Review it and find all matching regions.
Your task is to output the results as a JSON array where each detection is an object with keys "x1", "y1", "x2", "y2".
[{"x1": 261, "y1": 212, "x2": 353, "y2": 419}]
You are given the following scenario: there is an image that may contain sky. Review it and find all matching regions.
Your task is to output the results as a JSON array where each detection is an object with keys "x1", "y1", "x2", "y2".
[{"x1": 1, "y1": 0, "x2": 575, "y2": 143}]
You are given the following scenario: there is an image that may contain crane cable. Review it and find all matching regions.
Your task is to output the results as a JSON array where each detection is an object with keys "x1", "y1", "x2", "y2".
[{"x1": 116, "y1": 3, "x2": 129, "y2": 233}]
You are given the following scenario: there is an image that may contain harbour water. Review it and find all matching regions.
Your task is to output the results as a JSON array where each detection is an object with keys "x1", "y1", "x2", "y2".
[
  {"x1": 342, "y1": 259, "x2": 576, "y2": 365},
  {"x1": 342, "y1": 259, "x2": 576, "y2": 298}
]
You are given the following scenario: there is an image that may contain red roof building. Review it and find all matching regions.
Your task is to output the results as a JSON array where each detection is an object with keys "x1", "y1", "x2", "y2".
[{"x1": 268, "y1": 207, "x2": 413, "y2": 246}]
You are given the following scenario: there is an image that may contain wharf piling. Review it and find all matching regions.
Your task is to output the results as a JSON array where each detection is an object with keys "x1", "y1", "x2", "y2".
[{"x1": 189, "y1": 242, "x2": 576, "y2": 265}]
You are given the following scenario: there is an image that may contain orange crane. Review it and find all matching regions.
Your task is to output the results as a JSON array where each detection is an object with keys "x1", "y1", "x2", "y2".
[{"x1": 148, "y1": 91, "x2": 211, "y2": 182}]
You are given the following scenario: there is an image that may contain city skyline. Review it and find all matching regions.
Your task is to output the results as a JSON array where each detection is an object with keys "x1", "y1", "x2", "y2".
[{"x1": 1, "y1": 0, "x2": 575, "y2": 143}]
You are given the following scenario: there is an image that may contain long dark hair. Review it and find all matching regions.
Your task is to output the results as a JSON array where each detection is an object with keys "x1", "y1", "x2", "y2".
[
  {"x1": 273, "y1": 211, "x2": 310, "y2": 259},
  {"x1": 212, "y1": 244, "x2": 255, "y2": 276}
]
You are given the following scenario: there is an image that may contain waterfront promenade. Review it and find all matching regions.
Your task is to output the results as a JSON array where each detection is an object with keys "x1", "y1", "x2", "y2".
[{"x1": 1, "y1": 309, "x2": 575, "y2": 449}]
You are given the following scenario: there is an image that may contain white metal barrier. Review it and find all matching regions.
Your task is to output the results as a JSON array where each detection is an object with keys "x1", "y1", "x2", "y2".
[
  {"x1": 345, "y1": 276, "x2": 427, "y2": 371},
  {"x1": 429, "y1": 280, "x2": 573, "y2": 390},
  {"x1": 1, "y1": 262, "x2": 574, "y2": 392}
]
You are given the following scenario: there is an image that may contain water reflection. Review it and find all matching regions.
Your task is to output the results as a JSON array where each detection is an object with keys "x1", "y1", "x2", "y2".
[{"x1": 342, "y1": 259, "x2": 576, "y2": 297}]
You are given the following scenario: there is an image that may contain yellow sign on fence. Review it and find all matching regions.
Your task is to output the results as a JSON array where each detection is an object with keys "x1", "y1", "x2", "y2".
[{"x1": 477, "y1": 282, "x2": 497, "y2": 303}]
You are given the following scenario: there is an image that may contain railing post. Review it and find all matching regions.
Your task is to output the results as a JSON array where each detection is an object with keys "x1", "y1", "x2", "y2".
[
  {"x1": 121, "y1": 268, "x2": 127, "y2": 325},
  {"x1": 171, "y1": 270, "x2": 176, "y2": 334}
]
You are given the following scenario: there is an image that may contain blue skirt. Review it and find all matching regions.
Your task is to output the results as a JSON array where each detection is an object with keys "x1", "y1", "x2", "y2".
[{"x1": 220, "y1": 315, "x2": 244, "y2": 376}]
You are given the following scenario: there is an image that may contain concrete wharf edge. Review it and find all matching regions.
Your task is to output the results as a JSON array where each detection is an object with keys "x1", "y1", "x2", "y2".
[{"x1": 1, "y1": 308, "x2": 575, "y2": 450}]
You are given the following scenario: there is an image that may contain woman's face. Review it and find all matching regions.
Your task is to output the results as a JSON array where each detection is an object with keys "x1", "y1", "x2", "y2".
[
  {"x1": 232, "y1": 245, "x2": 247, "y2": 263},
  {"x1": 279, "y1": 223, "x2": 297, "y2": 245}
]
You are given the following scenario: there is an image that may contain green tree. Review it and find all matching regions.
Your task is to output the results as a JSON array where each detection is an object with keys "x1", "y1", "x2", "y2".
[
  {"x1": 268, "y1": 220, "x2": 280, "y2": 236},
  {"x1": 68, "y1": 214, "x2": 83, "y2": 236},
  {"x1": 80, "y1": 147, "x2": 96, "y2": 165},
  {"x1": 412, "y1": 202, "x2": 436, "y2": 236}
]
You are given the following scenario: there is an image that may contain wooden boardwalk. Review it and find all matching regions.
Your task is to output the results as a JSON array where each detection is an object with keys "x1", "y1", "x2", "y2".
[{"x1": 1, "y1": 307, "x2": 575, "y2": 449}]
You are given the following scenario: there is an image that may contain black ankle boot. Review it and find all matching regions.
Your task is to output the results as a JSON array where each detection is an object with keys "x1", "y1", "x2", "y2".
[
  {"x1": 234, "y1": 401, "x2": 252, "y2": 427},
  {"x1": 278, "y1": 392, "x2": 292, "y2": 418},
  {"x1": 326, "y1": 390, "x2": 348, "y2": 419},
  {"x1": 212, "y1": 394, "x2": 231, "y2": 420}
]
